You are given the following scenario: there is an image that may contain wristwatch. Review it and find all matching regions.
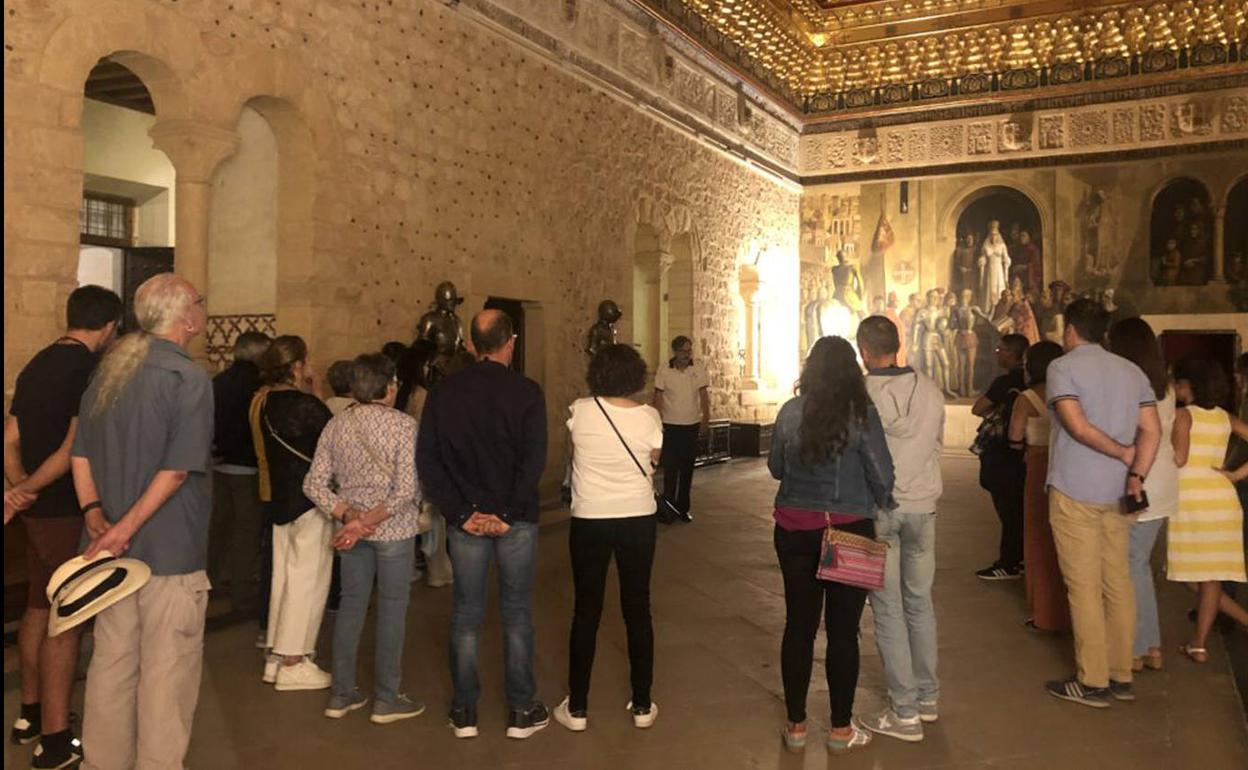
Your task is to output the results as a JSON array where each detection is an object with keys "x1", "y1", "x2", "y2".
[{"x1": 1128, "y1": 471, "x2": 1146, "y2": 483}]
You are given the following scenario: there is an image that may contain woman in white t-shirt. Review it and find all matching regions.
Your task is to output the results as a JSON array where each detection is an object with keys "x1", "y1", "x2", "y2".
[
  {"x1": 1108, "y1": 318, "x2": 1178, "y2": 672},
  {"x1": 554, "y1": 344, "x2": 664, "y2": 734}
]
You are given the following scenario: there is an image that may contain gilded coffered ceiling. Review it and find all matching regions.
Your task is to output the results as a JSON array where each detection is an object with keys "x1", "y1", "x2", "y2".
[{"x1": 633, "y1": 0, "x2": 1248, "y2": 117}]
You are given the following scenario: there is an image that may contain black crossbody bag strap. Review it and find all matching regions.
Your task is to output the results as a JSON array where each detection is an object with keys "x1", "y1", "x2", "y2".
[{"x1": 593, "y1": 397, "x2": 650, "y2": 479}]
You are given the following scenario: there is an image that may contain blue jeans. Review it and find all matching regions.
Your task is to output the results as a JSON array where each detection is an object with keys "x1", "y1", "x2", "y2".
[
  {"x1": 1129, "y1": 518, "x2": 1165, "y2": 657},
  {"x1": 331, "y1": 537, "x2": 414, "y2": 705},
  {"x1": 870, "y1": 510, "x2": 939, "y2": 719},
  {"x1": 448, "y1": 521, "x2": 538, "y2": 710}
]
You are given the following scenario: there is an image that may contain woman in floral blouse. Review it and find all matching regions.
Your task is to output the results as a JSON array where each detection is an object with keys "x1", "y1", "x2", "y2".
[{"x1": 304, "y1": 352, "x2": 423, "y2": 725}]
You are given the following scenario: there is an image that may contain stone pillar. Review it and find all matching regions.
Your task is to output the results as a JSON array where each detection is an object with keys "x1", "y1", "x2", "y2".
[
  {"x1": 1212, "y1": 204, "x2": 1226, "y2": 283},
  {"x1": 739, "y1": 265, "x2": 761, "y2": 389},
  {"x1": 149, "y1": 120, "x2": 240, "y2": 367},
  {"x1": 634, "y1": 249, "x2": 672, "y2": 372}
]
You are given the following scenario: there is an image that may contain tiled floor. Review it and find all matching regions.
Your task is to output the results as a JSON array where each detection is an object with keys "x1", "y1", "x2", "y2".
[{"x1": 5, "y1": 455, "x2": 1248, "y2": 769}]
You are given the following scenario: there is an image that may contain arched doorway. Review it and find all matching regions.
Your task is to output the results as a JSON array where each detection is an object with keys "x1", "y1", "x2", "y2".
[
  {"x1": 77, "y1": 56, "x2": 177, "y2": 331},
  {"x1": 1151, "y1": 177, "x2": 1214, "y2": 286},
  {"x1": 1223, "y1": 177, "x2": 1248, "y2": 284},
  {"x1": 952, "y1": 186, "x2": 1044, "y2": 303},
  {"x1": 632, "y1": 224, "x2": 665, "y2": 374},
  {"x1": 665, "y1": 231, "x2": 696, "y2": 348}
]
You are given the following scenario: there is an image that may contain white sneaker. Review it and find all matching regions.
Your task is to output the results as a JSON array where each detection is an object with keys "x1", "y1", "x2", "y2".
[
  {"x1": 274, "y1": 659, "x2": 332, "y2": 691},
  {"x1": 627, "y1": 700, "x2": 658, "y2": 729},
  {"x1": 553, "y1": 697, "x2": 587, "y2": 732},
  {"x1": 255, "y1": 632, "x2": 268, "y2": 650},
  {"x1": 262, "y1": 655, "x2": 279, "y2": 684}
]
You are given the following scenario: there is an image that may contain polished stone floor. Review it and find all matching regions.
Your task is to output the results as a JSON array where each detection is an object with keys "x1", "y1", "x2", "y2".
[{"x1": 5, "y1": 455, "x2": 1248, "y2": 769}]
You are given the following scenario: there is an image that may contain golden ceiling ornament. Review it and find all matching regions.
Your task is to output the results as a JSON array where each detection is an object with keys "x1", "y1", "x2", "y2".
[{"x1": 636, "y1": 0, "x2": 1246, "y2": 112}]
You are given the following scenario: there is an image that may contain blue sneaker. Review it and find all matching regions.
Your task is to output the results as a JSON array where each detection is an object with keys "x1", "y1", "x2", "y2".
[
  {"x1": 1108, "y1": 680, "x2": 1135, "y2": 702},
  {"x1": 1045, "y1": 677, "x2": 1110, "y2": 708},
  {"x1": 324, "y1": 690, "x2": 368, "y2": 719}
]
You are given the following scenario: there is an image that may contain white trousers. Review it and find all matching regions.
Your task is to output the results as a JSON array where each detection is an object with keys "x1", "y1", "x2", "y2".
[{"x1": 265, "y1": 508, "x2": 333, "y2": 657}]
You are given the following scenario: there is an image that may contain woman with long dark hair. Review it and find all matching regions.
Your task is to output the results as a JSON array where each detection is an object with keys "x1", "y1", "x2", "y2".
[
  {"x1": 1107, "y1": 318, "x2": 1177, "y2": 671},
  {"x1": 1007, "y1": 340, "x2": 1069, "y2": 632},
  {"x1": 769, "y1": 336, "x2": 895, "y2": 755}
]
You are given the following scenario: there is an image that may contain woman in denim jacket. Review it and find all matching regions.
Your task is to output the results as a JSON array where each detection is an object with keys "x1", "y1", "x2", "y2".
[{"x1": 770, "y1": 336, "x2": 896, "y2": 755}]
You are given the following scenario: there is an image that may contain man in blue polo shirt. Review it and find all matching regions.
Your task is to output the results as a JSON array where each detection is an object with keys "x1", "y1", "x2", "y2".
[{"x1": 1044, "y1": 298, "x2": 1160, "y2": 708}]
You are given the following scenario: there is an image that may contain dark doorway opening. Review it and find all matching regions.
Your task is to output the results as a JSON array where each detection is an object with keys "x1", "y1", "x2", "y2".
[
  {"x1": 122, "y1": 246, "x2": 175, "y2": 332},
  {"x1": 484, "y1": 297, "x2": 526, "y2": 375},
  {"x1": 1160, "y1": 330, "x2": 1241, "y2": 410}
]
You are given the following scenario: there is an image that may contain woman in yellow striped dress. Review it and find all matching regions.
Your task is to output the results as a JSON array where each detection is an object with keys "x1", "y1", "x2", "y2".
[{"x1": 1170, "y1": 361, "x2": 1248, "y2": 663}]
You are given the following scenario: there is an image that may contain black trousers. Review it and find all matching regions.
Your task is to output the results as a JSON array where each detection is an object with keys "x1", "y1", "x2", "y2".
[
  {"x1": 568, "y1": 515, "x2": 657, "y2": 712},
  {"x1": 774, "y1": 520, "x2": 872, "y2": 728},
  {"x1": 660, "y1": 423, "x2": 699, "y2": 514},
  {"x1": 984, "y1": 453, "x2": 1025, "y2": 568}
]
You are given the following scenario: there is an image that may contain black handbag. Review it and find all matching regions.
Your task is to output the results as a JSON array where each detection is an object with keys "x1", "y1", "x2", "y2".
[{"x1": 592, "y1": 397, "x2": 682, "y2": 521}]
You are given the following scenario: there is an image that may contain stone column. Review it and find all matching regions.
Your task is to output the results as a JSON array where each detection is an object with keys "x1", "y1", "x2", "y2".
[
  {"x1": 149, "y1": 120, "x2": 240, "y2": 367},
  {"x1": 739, "y1": 265, "x2": 761, "y2": 389},
  {"x1": 1212, "y1": 204, "x2": 1226, "y2": 283}
]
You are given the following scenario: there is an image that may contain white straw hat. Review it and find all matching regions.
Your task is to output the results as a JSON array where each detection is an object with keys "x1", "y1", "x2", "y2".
[{"x1": 45, "y1": 551, "x2": 151, "y2": 637}]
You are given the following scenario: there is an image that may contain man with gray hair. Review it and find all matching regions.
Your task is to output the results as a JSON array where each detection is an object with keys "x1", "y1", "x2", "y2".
[
  {"x1": 209, "y1": 330, "x2": 270, "y2": 625},
  {"x1": 71, "y1": 273, "x2": 214, "y2": 770}
]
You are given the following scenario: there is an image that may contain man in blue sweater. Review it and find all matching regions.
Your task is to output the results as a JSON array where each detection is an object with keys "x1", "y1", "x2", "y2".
[{"x1": 417, "y1": 309, "x2": 549, "y2": 741}]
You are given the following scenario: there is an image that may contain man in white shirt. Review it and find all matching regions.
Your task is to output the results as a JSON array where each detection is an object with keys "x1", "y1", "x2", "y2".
[{"x1": 652, "y1": 336, "x2": 709, "y2": 522}]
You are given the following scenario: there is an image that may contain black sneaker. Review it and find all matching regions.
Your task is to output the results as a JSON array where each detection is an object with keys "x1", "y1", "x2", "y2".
[
  {"x1": 975, "y1": 564, "x2": 1022, "y2": 581},
  {"x1": 1108, "y1": 680, "x2": 1135, "y2": 702},
  {"x1": 10, "y1": 717, "x2": 39, "y2": 746},
  {"x1": 448, "y1": 706, "x2": 478, "y2": 739},
  {"x1": 1045, "y1": 677, "x2": 1111, "y2": 708},
  {"x1": 31, "y1": 735, "x2": 82, "y2": 769},
  {"x1": 506, "y1": 702, "x2": 550, "y2": 739}
]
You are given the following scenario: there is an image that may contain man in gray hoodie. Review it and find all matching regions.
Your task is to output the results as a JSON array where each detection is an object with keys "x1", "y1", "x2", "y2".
[{"x1": 855, "y1": 315, "x2": 946, "y2": 743}]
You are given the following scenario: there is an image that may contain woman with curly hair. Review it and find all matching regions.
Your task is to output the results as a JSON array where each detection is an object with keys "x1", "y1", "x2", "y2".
[
  {"x1": 553, "y1": 344, "x2": 664, "y2": 733},
  {"x1": 769, "y1": 336, "x2": 895, "y2": 755}
]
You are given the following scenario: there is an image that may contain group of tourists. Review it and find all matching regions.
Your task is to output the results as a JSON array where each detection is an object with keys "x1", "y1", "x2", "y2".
[
  {"x1": 972, "y1": 299, "x2": 1248, "y2": 705},
  {"x1": 4, "y1": 273, "x2": 1247, "y2": 769}
]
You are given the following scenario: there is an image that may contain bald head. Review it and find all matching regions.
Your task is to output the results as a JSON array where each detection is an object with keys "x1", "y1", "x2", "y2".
[{"x1": 471, "y1": 309, "x2": 514, "y2": 361}]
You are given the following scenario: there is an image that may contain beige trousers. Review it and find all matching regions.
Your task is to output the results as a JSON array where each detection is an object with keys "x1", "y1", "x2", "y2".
[
  {"x1": 265, "y1": 507, "x2": 333, "y2": 656},
  {"x1": 1048, "y1": 488, "x2": 1135, "y2": 688},
  {"x1": 82, "y1": 572, "x2": 211, "y2": 770}
]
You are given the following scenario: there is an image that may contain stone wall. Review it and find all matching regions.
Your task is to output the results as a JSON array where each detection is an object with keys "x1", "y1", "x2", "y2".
[{"x1": 2, "y1": 0, "x2": 799, "y2": 498}]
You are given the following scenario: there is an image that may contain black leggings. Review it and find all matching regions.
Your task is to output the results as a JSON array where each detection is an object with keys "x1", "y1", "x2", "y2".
[
  {"x1": 568, "y1": 515, "x2": 657, "y2": 712},
  {"x1": 774, "y1": 521, "x2": 871, "y2": 728}
]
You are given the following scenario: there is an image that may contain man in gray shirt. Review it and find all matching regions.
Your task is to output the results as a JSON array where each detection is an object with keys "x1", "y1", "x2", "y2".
[
  {"x1": 71, "y1": 273, "x2": 213, "y2": 770},
  {"x1": 1043, "y1": 298, "x2": 1160, "y2": 709}
]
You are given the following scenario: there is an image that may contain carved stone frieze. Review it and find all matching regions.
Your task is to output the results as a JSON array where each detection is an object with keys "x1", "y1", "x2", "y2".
[
  {"x1": 929, "y1": 125, "x2": 965, "y2": 160},
  {"x1": 1171, "y1": 100, "x2": 1215, "y2": 138},
  {"x1": 1039, "y1": 115, "x2": 1065, "y2": 149},
  {"x1": 1069, "y1": 111, "x2": 1109, "y2": 147},
  {"x1": 619, "y1": 26, "x2": 654, "y2": 82},
  {"x1": 1112, "y1": 108, "x2": 1135, "y2": 144},
  {"x1": 968, "y1": 123, "x2": 994, "y2": 155},
  {"x1": 1140, "y1": 103, "x2": 1168, "y2": 141},
  {"x1": 1223, "y1": 96, "x2": 1248, "y2": 134},
  {"x1": 797, "y1": 86, "x2": 1247, "y2": 177}
]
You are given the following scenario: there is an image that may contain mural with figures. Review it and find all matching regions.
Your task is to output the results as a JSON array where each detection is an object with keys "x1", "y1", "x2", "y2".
[{"x1": 796, "y1": 154, "x2": 1246, "y2": 401}]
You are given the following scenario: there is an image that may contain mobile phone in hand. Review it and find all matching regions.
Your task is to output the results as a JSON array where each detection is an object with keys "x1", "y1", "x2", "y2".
[{"x1": 1122, "y1": 490, "x2": 1150, "y2": 514}]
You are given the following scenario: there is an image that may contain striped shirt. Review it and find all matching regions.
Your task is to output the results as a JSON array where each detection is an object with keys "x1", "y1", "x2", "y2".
[{"x1": 1169, "y1": 405, "x2": 1246, "y2": 582}]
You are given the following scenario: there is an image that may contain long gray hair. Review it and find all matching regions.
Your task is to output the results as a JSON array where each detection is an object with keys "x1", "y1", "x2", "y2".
[{"x1": 89, "y1": 273, "x2": 196, "y2": 417}]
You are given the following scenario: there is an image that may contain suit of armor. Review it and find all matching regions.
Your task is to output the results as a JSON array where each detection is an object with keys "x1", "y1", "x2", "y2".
[
  {"x1": 416, "y1": 281, "x2": 465, "y2": 357},
  {"x1": 586, "y1": 299, "x2": 622, "y2": 357}
]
